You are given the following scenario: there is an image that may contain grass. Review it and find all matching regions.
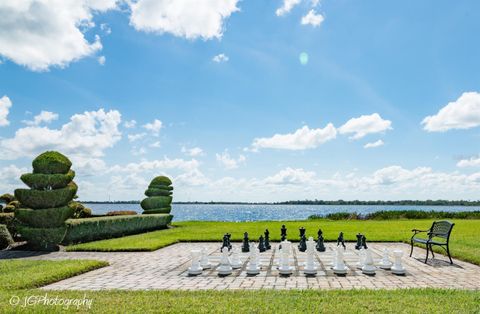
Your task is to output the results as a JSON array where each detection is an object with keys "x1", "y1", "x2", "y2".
[{"x1": 67, "y1": 219, "x2": 480, "y2": 265}]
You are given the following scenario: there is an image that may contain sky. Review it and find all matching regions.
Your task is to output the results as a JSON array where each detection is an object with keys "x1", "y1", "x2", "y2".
[{"x1": 0, "y1": 0, "x2": 480, "y2": 202}]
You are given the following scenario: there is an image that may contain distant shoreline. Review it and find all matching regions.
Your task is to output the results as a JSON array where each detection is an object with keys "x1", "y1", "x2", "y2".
[{"x1": 80, "y1": 200, "x2": 480, "y2": 206}]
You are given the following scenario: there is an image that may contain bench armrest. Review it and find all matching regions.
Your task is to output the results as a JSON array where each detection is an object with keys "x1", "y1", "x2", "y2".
[{"x1": 411, "y1": 229, "x2": 429, "y2": 235}]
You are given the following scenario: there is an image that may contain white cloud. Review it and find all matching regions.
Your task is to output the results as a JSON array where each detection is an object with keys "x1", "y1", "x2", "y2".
[
  {"x1": 422, "y1": 92, "x2": 480, "y2": 132},
  {"x1": 339, "y1": 113, "x2": 392, "y2": 140},
  {"x1": 0, "y1": 0, "x2": 117, "y2": 71},
  {"x1": 131, "y1": 146, "x2": 147, "y2": 156},
  {"x1": 100, "y1": 23, "x2": 111, "y2": 35},
  {"x1": 276, "y1": 0, "x2": 301, "y2": 16},
  {"x1": 22, "y1": 110, "x2": 58, "y2": 126},
  {"x1": 143, "y1": 119, "x2": 162, "y2": 136},
  {"x1": 364, "y1": 139, "x2": 384, "y2": 149},
  {"x1": 182, "y1": 146, "x2": 204, "y2": 157},
  {"x1": 127, "y1": 133, "x2": 147, "y2": 142},
  {"x1": 98, "y1": 55, "x2": 106, "y2": 65},
  {"x1": 457, "y1": 157, "x2": 480, "y2": 168},
  {"x1": 124, "y1": 120, "x2": 137, "y2": 128},
  {"x1": 264, "y1": 167, "x2": 316, "y2": 185},
  {"x1": 0, "y1": 164, "x2": 28, "y2": 193},
  {"x1": 301, "y1": 9, "x2": 324, "y2": 27},
  {"x1": 213, "y1": 53, "x2": 229, "y2": 63},
  {"x1": 129, "y1": 0, "x2": 240, "y2": 40},
  {"x1": 252, "y1": 123, "x2": 337, "y2": 151},
  {"x1": 109, "y1": 157, "x2": 199, "y2": 174},
  {"x1": 216, "y1": 151, "x2": 246, "y2": 170},
  {"x1": 150, "y1": 141, "x2": 161, "y2": 148},
  {"x1": 0, "y1": 95, "x2": 12, "y2": 127}
]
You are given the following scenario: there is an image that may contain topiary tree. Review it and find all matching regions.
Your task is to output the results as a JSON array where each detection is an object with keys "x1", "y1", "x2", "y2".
[
  {"x1": 141, "y1": 176, "x2": 173, "y2": 214},
  {"x1": 14, "y1": 151, "x2": 77, "y2": 250}
]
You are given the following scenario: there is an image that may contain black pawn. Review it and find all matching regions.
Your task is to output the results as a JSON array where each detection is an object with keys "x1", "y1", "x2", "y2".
[
  {"x1": 281, "y1": 224, "x2": 287, "y2": 241},
  {"x1": 337, "y1": 232, "x2": 346, "y2": 250},
  {"x1": 355, "y1": 233, "x2": 363, "y2": 250},
  {"x1": 264, "y1": 229, "x2": 271, "y2": 250},
  {"x1": 361, "y1": 235, "x2": 368, "y2": 249},
  {"x1": 316, "y1": 229, "x2": 325, "y2": 252},
  {"x1": 226, "y1": 233, "x2": 232, "y2": 251},
  {"x1": 242, "y1": 232, "x2": 250, "y2": 252},
  {"x1": 258, "y1": 235, "x2": 266, "y2": 252},
  {"x1": 221, "y1": 234, "x2": 229, "y2": 251},
  {"x1": 298, "y1": 227, "x2": 307, "y2": 252}
]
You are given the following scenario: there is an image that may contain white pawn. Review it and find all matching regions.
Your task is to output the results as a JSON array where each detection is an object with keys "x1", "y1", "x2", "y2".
[
  {"x1": 217, "y1": 247, "x2": 232, "y2": 276},
  {"x1": 303, "y1": 237, "x2": 317, "y2": 275},
  {"x1": 332, "y1": 247, "x2": 348, "y2": 275},
  {"x1": 330, "y1": 248, "x2": 338, "y2": 269},
  {"x1": 362, "y1": 249, "x2": 376, "y2": 275},
  {"x1": 188, "y1": 249, "x2": 203, "y2": 276},
  {"x1": 200, "y1": 247, "x2": 212, "y2": 269},
  {"x1": 356, "y1": 247, "x2": 366, "y2": 269},
  {"x1": 278, "y1": 241, "x2": 293, "y2": 275},
  {"x1": 379, "y1": 248, "x2": 393, "y2": 270},
  {"x1": 230, "y1": 246, "x2": 243, "y2": 269},
  {"x1": 246, "y1": 243, "x2": 260, "y2": 275},
  {"x1": 391, "y1": 249, "x2": 406, "y2": 275}
]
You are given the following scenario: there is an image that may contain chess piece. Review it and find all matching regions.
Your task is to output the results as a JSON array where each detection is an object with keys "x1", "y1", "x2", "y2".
[
  {"x1": 258, "y1": 235, "x2": 266, "y2": 252},
  {"x1": 221, "y1": 234, "x2": 229, "y2": 252},
  {"x1": 246, "y1": 243, "x2": 260, "y2": 275},
  {"x1": 391, "y1": 249, "x2": 406, "y2": 275},
  {"x1": 278, "y1": 240, "x2": 293, "y2": 275},
  {"x1": 316, "y1": 229, "x2": 326, "y2": 252},
  {"x1": 337, "y1": 232, "x2": 346, "y2": 250},
  {"x1": 200, "y1": 247, "x2": 211, "y2": 269},
  {"x1": 362, "y1": 249, "x2": 376, "y2": 275},
  {"x1": 332, "y1": 247, "x2": 348, "y2": 275},
  {"x1": 218, "y1": 247, "x2": 233, "y2": 276},
  {"x1": 298, "y1": 227, "x2": 307, "y2": 252},
  {"x1": 242, "y1": 232, "x2": 250, "y2": 252},
  {"x1": 379, "y1": 248, "x2": 393, "y2": 270},
  {"x1": 281, "y1": 225, "x2": 287, "y2": 241},
  {"x1": 226, "y1": 233, "x2": 232, "y2": 251},
  {"x1": 188, "y1": 249, "x2": 203, "y2": 276},
  {"x1": 303, "y1": 237, "x2": 317, "y2": 276},
  {"x1": 356, "y1": 247, "x2": 366, "y2": 269},
  {"x1": 230, "y1": 246, "x2": 243, "y2": 269},
  {"x1": 361, "y1": 235, "x2": 368, "y2": 250},
  {"x1": 264, "y1": 229, "x2": 271, "y2": 250},
  {"x1": 355, "y1": 233, "x2": 363, "y2": 250}
]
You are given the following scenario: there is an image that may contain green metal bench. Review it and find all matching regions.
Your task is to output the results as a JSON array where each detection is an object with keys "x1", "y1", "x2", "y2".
[{"x1": 410, "y1": 220, "x2": 455, "y2": 264}]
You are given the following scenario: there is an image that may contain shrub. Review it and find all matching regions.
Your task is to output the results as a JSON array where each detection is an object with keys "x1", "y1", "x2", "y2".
[
  {"x1": 32, "y1": 151, "x2": 72, "y2": 174},
  {"x1": 3, "y1": 205, "x2": 15, "y2": 213},
  {"x1": 0, "y1": 224, "x2": 13, "y2": 249},
  {"x1": 62, "y1": 214, "x2": 173, "y2": 244},
  {"x1": 0, "y1": 193, "x2": 16, "y2": 204},
  {"x1": 17, "y1": 226, "x2": 67, "y2": 250},
  {"x1": 15, "y1": 182, "x2": 78, "y2": 209},
  {"x1": 148, "y1": 185, "x2": 173, "y2": 191},
  {"x1": 106, "y1": 211, "x2": 138, "y2": 216},
  {"x1": 69, "y1": 202, "x2": 92, "y2": 218},
  {"x1": 15, "y1": 207, "x2": 74, "y2": 228},
  {"x1": 308, "y1": 210, "x2": 480, "y2": 220},
  {"x1": 20, "y1": 170, "x2": 75, "y2": 190},
  {"x1": 0, "y1": 213, "x2": 15, "y2": 236},
  {"x1": 145, "y1": 188, "x2": 172, "y2": 197},
  {"x1": 140, "y1": 196, "x2": 172, "y2": 210},
  {"x1": 142, "y1": 208, "x2": 171, "y2": 214},
  {"x1": 149, "y1": 176, "x2": 172, "y2": 187}
]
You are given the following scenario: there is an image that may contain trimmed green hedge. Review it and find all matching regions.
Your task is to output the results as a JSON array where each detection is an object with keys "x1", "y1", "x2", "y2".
[
  {"x1": 0, "y1": 224, "x2": 13, "y2": 249},
  {"x1": 148, "y1": 185, "x2": 173, "y2": 191},
  {"x1": 62, "y1": 214, "x2": 173, "y2": 245},
  {"x1": 17, "y1": 225, "x2": 67, "y2": 250},
  {"x1": 32, "y1": 151, "x2": 72, "y2": 174},
  {"x1": 15, "y1": 182, "x2": 78, "y2": 209},
  {"x1": 20, "y1": 170, "x2": 75, "y2": 190},
  {"x1": 149, "y1": 176, "x2": 172, "y2": 187},
  {"x1": 143, "y1": 207, "x2": 171, "y2": 214},
  {"x1": 140, "y1": 196, "x2": 172, "y2": 210},
  {"x1": 15, "y1": 206, "x2": 74, "y2": 228},
  {"x1": 145, "y1": 188, "x2": 172, "y2": 197}
]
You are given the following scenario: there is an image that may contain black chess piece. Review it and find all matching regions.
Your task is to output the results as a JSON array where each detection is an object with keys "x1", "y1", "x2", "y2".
[
  {"x1": 281, "y1": 225, "x2": 287, "y2": 241},
  {"x1": 242, "y1": 232, "x2": 250, "y2": 252},
  {"x1": 264, "y1": 229, "x2": 271, "y2": 250},
  {"x1": 316, "y1": 229, "x2": 325, "y2": 252},
  {"x1": 298, "y1": 227, "x2": 307, "y2": 252},
  {"x1": 258, "y1": 235, "x2": 266, "y2": 252},
  {"x1": 221, "y1": 234, "x2": 229, "y2": 251},
  {"x1": 226, "y1": 233, "x2": 232, "y2": 251},
  {"x1": 337, "y1": 232, "x2": 346, "y2": 250},
  {"x1": 355, "y1": 233, "x2": 363, "y2": 250},
  {"x1": 361, "y1": 235, "x2": 368, "y2": 249}
]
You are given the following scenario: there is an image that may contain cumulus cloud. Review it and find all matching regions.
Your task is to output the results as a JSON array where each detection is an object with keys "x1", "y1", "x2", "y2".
[
  {"x1": 457, "y1": 157, "x2": 480, "y2": 168},
  {"x1": 0, "y1": 0, "x2": 117, "y2": 71},
  {"x1": 252, "y1": 124, "x2": 337, "y2": 151},
  {"x1": 276, "y1": 0, "x2": 301, "y2": 16},
  {"x1": 264, "y1": 167, "x2": 316, "y2": 185},
  {"x1": 212, "y1": 53, "x2": 229, "y2": 63},
  {"x1": 124, "y1": 120, "x2": 137, "y2": 128},
  {"x1": 98, "y1": 55, "x2": 106, "y2": 65},
  {"x1": 216, "y1": 151, "x2": 246, "y2": 169},
  {"x1": 182, "y1": 146, "x2": 204, "y2": 157},
  {"x1": 0, "y1": 95, "x2": 12, "y2": 127},
  {"x1": 301, "y1": 9, "x2": 324, "y2": 27},
  {"x1": 127, "y1": 133, "x2": 146, "y2": 142},
  {"x1": 22, "y1": 110, "x2": 58, "y2": 126},
  {"x1": 339, "y1": 113, "x2": 392, "y2": 140},
  {"x1": 422, "y1": 92, "x2": 480, "y2": 132},
  {"x1": 109, "y1": 157, "x2": 199, "y2": 174},
  {"x1": 143, "y1": 119, "x2": 162, "y2": 135},
  {"x1": 364, "y1": 139, "x2": 384, "y2": 149},
  {"x1": 129, "y1": 0, "x2": 240, "y2": 40}
]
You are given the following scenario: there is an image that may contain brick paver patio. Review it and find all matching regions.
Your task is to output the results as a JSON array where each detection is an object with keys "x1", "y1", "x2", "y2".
[{"x1": 1, "y1": 243, "x2": 479, "y2": 290}]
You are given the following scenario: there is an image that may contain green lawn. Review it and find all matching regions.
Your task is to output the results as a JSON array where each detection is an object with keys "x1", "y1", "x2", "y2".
[{"x1": 67, "y1": 219, "x2": 480, "y2": 265}]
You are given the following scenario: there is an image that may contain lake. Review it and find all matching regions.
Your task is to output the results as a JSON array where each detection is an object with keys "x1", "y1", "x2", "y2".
[{"x1": 85, "y1": 203, "x2": 480, "y2": 222}]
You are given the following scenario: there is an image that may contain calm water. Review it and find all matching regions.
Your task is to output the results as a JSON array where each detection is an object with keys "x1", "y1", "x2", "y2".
[{"x1": 85, "y1": 203, "x2": 480, "y2": 222}]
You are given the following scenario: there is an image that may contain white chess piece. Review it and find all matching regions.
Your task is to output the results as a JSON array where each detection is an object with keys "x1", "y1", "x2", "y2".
[
  {"x1": 356, "y1": 247, "x2": 365, "y2": 269},
  {"x1": 278, "y1": 240, "x2": 293, "y2": 275},
  {"x1": 391, "y1": 249, "x2": 406, "y2": 275},
  {"x1": 246, "y1": 243, "x2": 260, "y2": 275},
  {"x1": 303, "y1": 237, "x2": 317, "y2": 275},
  {"x1": 230, "y1": 246, "x2": 243, "y2": 269},
  {"x1": 362, "y1": 249, "x2": 376, "y2": 275},
  {"x1": 188, "y1": 249, "x2": 203, "y2": 275},
  {"x1": 217, "y1": 247, "x2": 233, "y2": 276},
  {"x1": 330, "y1": 248, "x2": 338, "y2": 268},
  {"x1": 379, "y1": 248, "x2": 393, "y2": 270},
  {"x1": 200, "y1": 247, "x2": 212, "y2": 269},
  {"x1": 332, "y1": 247, "x2": 348, "y2": 275}
]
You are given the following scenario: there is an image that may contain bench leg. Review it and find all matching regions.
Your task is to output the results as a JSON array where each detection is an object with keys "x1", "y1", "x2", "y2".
[
  {"x1": 424, "y1": 244, "x2": 429, "y2": 263},
  {"x1": 430, "y1": 244, "x2": 435, "y2": 258},
  {"x1": 410, "y1": 239, "x2": 414, "y2": 257},
  {"x1": 446, "y1": 245, "x2": 453, "y2": 264}
]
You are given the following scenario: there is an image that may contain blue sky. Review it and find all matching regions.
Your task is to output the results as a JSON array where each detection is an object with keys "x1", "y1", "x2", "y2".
[{"x1": 0, "y1": 0, "x2": 480, "y2": 201}]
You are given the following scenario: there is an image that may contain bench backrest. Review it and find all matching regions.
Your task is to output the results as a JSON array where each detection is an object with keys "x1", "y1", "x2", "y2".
[{"x1": 429, "y1": 220, "x2": 454, "y2": 240}]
